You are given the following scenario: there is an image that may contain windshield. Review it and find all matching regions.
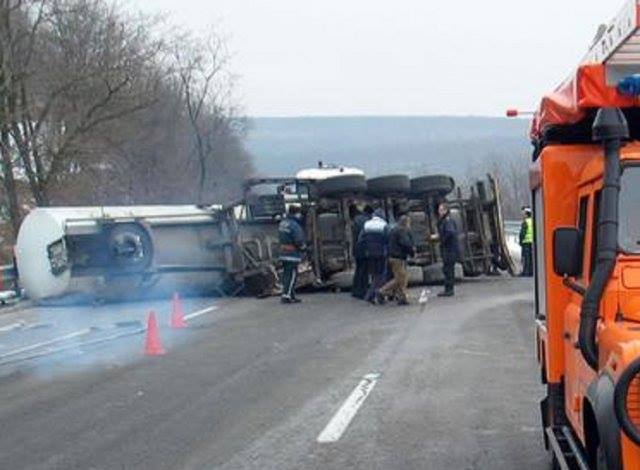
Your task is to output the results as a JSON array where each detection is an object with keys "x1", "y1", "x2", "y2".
[{"x1": 620, "y1": 166, "x2": 640, "y2": 253}]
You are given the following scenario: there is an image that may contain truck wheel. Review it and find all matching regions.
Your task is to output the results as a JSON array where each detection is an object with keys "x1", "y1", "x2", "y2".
[
  {"x1": 244, "y1": 269, "x2": 276, "y2": 297},
  {"x1": 462, "y1": 264, "x2": 482, "y2": 277},
  {"x1": 316, "y1": 174, "x2": 367, "y2": 197},
  {"x1": 410, "y1": 175, "x2": 455, "y2": 195},
  {"x1": 366, "y1": 174, "x2": 410, "y2": 196},
  {"x1": 107, "y1": 223, "x2": 153, "y2": 273}
]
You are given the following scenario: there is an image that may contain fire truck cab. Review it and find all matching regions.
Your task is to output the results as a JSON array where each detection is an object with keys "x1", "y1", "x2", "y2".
[{"x1": 531, "y1": 1, "x2": 640, "y2": 468}]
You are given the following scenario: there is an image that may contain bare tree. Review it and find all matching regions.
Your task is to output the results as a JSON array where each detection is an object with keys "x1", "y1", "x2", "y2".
[
  {"x1": 172, "y1": 30, "x2": 238, "y2": 203},
  {"x1": 12, "y1": 0, "x2": 165, "y2": 205},
  {"x1": 0, "y1": 0, "x2": 253, "y2": 241},
  {"x1": 0, "y1": 0, "x2": 46, "y2": 237}
]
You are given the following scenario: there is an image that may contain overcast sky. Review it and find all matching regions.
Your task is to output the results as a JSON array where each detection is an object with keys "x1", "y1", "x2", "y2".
[{"x1": 133, "y1": 0, "x2": 620, "y2": 117}]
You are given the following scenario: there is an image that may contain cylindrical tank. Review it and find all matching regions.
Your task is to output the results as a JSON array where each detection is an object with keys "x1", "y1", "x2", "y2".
[{"x1": 16, "y1": 206, "x2": 235, "y2": 302}]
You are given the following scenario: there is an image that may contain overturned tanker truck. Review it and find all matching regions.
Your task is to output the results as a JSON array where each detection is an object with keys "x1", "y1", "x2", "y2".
[{"x1": 14, "y1": 165, "x2": 515, "y2": 302}]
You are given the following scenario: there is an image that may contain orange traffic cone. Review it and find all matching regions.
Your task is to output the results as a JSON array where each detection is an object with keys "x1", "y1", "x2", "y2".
[
  {"x1": 144, "y1": 311, "x2": 165, "y2": 356},
  {"x1": 170, "y1": 293, "x2": 187, "y2": 329}
]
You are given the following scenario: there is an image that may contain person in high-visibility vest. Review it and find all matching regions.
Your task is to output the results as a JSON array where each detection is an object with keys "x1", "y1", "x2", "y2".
[{"x1": 519, "y1": 206, "x2": 534, "y2": 277}]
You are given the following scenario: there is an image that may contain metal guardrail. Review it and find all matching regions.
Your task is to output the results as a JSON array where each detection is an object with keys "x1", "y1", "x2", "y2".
[{"x1": 0, "y1": 264, "x2": 17, "y2": 292}]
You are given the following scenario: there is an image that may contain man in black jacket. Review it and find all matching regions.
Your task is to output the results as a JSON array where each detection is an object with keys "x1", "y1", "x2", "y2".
[
  {"x1": 434, "y1": 202, "x2": 459, "y2": 297},
  {"x1": 379, "y1": 215, "x2": 415, "y2": 305}
]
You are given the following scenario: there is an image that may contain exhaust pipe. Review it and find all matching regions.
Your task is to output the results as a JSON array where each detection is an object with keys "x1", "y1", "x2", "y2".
[{"x1": 579, "y1": 108, "x2": 628, "y2": 370}]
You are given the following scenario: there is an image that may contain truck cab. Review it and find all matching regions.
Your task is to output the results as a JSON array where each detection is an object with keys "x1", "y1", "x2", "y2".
[{"x1": 531, "y1": 2, "x2": 640, "y2": 467}]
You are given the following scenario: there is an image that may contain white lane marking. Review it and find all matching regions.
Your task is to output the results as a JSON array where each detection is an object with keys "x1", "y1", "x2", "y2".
[
  {"x1": 317, "y1": 373, "x2": 380, "y2": 443},
  {"x1": 0, "y1": 328, "x2": 92, "y2": 359},
  {"x1": 0, "y1": 327, "x2": 147, "y2": 367},
  {"x1": 458, "y1": 348, "x2": 492, "y2": 357},
  {"x1": 184, "y1": 306, "x2": 217, "y2": 321},
  {"x1": 24, "y1": 321, "x2": 56, "y2": 330},
  {"x1": 0, "y1": 321, "x2": 25, "y2": 333},
  {"x1": 0, "y1": 304, "x2": 217, "y2": 367}
]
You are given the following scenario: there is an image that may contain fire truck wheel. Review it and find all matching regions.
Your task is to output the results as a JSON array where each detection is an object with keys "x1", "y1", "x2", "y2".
[
  {"x1": 316, "y1": 174, "x2": 367, "y2": 197},
  {"x1": 366, "y1": 174, "x2": 411, "y2": 196},
  {"x1": 410, "y1": 175, "x2": 455, "y2": 196}
]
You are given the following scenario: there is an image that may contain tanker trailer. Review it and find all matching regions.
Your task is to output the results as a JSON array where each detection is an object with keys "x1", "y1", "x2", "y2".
[{"x1": 15, "y1": 205, "x2": 245, "y2": 302}]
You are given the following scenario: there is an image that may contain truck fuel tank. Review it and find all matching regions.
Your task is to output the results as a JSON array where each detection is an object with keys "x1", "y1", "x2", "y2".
[{"x1": 16, "y1": 206, "x2": 237, "y2": 302}]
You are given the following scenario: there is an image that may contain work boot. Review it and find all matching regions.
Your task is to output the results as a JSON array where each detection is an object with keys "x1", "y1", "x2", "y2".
[
  {"x1": 281, "y1": 296, "x2": 292, "y2": 304},
  {"x1": 437, "y1": 290, "x2": 454, "y2": 298},
  {"x1": 290, "y1": 297, "x2": 302, "y2": 304}
]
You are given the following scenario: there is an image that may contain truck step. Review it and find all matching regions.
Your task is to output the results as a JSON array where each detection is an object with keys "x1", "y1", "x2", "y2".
[{"x1": 545, "y1": 426, "x2": 589, "y2": 470}]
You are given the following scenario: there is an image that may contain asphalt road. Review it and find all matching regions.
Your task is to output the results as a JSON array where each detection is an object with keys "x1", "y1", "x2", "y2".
[{"x1": 0, "y1": 277, "x2": 546, "y2": 470}]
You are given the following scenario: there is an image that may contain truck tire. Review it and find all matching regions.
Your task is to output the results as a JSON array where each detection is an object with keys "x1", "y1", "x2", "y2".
[
  {"x1": 316, "y1": 174, "x2": 367, "y2": 197},
  {"x1": 462, "y1": 262, "x2": 482, "y2": 277},
  {"x1": 410, "y1": 175, "x2": 455, "y2": 195},
  {"x1": 366, "y1": 174, "x2": 410, "y2": 196},
  {"x1": 107, "y1": 223, "x2": 153, "y2": 273}
]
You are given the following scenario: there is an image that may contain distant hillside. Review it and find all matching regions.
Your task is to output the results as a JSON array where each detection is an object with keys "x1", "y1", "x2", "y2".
[{"x1": 245, "y1": 116, "x2": 532, "y2": 179}]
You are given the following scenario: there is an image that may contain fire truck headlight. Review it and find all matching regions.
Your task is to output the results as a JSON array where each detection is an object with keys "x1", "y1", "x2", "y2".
[
  {"x1": 614, "y1": 357, "x2": 640, "y2": 445},
  {"x1": 617, "y1": 75, "x2": 640, "y2": 97}
]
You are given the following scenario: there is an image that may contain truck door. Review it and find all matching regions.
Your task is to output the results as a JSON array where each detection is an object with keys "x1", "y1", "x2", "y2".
[{"x1": 563, "y1": 189, "x2": 595, "y2": 435}]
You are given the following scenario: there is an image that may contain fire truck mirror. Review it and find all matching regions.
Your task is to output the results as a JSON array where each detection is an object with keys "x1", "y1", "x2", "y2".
[{"x1": 553, "y1": 227, "x2": 583, "y2": 277}]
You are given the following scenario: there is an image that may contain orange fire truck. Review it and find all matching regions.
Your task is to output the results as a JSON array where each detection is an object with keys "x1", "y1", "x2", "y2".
[{"x1": 523, "y1": 1, "x2": 640, "y2": 468}]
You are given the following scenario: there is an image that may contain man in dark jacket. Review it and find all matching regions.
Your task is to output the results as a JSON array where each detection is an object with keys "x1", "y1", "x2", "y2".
[
  {"x1": 351, "y1": 205, "x2": 373, "y2": 299},
  {"x1": 435, "y1": 202, "x2": 459, "y2": 297},
  {"x1": 278, "y1": 205, "x2": 306, "y2": 303},
  {"x1": 360, "y1": 209, "x2": 389, "y2": 304},
  {"x1": 379, "y1": 215, "x2": 415, "y2": 305}
]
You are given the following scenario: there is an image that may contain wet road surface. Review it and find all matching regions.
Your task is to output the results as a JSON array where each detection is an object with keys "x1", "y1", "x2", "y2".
[{"x1": 0, "y1": 277, "x2": 546, "y2": 469}]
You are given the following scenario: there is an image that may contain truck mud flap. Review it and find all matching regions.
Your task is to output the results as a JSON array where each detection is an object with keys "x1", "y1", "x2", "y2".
[{"x1": 546, "y1": 426, "x2": 589, "y2": 470}]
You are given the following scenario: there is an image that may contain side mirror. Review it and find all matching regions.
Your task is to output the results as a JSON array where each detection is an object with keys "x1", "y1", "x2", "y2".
[{"x1": 553, "y1": 227, "x2": 583, "y2": 277}]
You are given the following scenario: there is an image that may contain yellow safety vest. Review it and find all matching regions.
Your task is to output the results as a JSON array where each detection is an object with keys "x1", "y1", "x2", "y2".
[{"x1": 523, "y1": 217, "x2": 533, "y2": 244}]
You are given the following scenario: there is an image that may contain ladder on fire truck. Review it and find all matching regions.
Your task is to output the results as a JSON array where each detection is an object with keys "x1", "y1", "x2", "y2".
[{"x1": 582, "y1": 0, "x2": 640, "y2": 93}]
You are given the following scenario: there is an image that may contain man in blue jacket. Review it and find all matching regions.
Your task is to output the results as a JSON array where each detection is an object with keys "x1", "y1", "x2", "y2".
[
  {"x1": 351, "y1": 204, "x2": 373, "y2": 299},
  {"x1": 279, "y1": 205, "x2": 306, "y2": 303},
  {"x1": 360, "y1": 208, "x2": 389, "y2": 304}
]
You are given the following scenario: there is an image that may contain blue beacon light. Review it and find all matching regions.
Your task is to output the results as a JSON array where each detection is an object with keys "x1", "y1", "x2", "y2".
[{"x1": 618, "y1": 74, "x2": 640, "y2": 96}]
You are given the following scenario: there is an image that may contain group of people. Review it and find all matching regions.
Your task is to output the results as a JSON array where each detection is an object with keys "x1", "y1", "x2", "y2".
[
  {"x1": 276, "y1": 200, "x2": 532, "y2": 304},
  {"x1": 276, "y1": 201, "x2": 461, "y2": 304},
  {"x1": 351, "y1": 201, "x2": 460, "y2": 305}
]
